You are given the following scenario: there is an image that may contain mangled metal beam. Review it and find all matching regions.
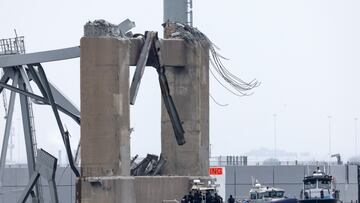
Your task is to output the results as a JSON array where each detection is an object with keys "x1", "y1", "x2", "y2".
[
  {"x1": 131, "y1": 154, "x2": 158, "y2": 176},
  {"x1": 151, "y1": 154, "x2": 166, "y2": 175},
  {"x1": 0, "y1": 66, "x2": 80, "y2": 124},
  {"x1": 0, "y1": 39, "x2": 187, "y2": 69},
  {"x1": 118, "y1": 19, "x2": 136, "y2": 36},
  {"x1": 37, "y1": 64, "x2": 80, "y2": 177},
  {"x1": 152, "y1": 33, "x2": 186, "y2": 145},
  {"x1": 84, "y1": 19, "x2": 135, "y2": 38},
  {"x1": 130, "y1": 38, "x2": 186, "y2": 66},
  {"x1": 130, "y1": 32, "x2": 156, "y2": 105},
  {"x1": 0, "y1": 72, "x2": 18, "y2": 185},
  {"x1": 129, "y1": 32, "x2": 185, "y2": 145},
  {"x1": 18, "y1": 149, "x2": 59, "y2": 203},
  {"x1": 0, "y1": 47, "x2": 80, "y2": 68}
]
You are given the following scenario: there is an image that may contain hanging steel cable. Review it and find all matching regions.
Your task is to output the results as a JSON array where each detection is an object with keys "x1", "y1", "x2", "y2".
[{"x1": 166, "y1": 22, "x2": 260, "y2": 96}]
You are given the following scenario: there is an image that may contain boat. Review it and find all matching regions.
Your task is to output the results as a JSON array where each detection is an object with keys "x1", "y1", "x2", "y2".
[
  {"x1": 299, "y1": 167, "x2": 341, "y2": 203},
  {"x1": 249, "y1": 181, "x2": 297, "y2": 203}
]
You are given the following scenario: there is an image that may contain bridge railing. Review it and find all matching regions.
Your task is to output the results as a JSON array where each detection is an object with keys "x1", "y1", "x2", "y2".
[{"x1": 0, "y1": 36, "x2": 25, "y2": 55}]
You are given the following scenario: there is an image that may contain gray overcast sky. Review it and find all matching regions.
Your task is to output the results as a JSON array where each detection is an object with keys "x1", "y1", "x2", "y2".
[{"x1": 0, "y1": 0, "x2": 359, "y2": 164}]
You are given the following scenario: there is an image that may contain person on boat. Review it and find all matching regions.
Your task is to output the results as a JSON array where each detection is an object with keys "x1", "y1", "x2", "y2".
[
  {"x1": 205, "y1": 191, "x2": 213, "y2": 203},
  {"x1": 188, "y1": 191, "x2": 195, "y2": 203},
  {"x1": 194, "y1": 190, "x2": 203, "y2": 203},
  {"x1": 181, "y1": 195, "x2": 188, "y2": 203},
  {"x1": 181, "y1": 192, "x2": 195, "y2": 203},
  {"x1": 213, "y1": 193, "x2": 223, "y2": 203},
  {"x1": 227, "y1": 195, "x2": 235, "y2": 203}
]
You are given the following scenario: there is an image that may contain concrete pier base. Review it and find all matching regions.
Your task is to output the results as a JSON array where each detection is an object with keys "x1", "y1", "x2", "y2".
[
  {"x1": 134, "y1": 176, "x2": 212, "y2": 203},
  {"x1": 77, "y1": 176, "x2": 135, "y2": 203},
  {"x1": 134, "y1": 176, "x2": 189, "y2": 203}
]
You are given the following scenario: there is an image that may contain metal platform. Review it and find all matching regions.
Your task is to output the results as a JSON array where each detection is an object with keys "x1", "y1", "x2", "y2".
[{"x1": 0, "y1": 36, "x2": 25, "y2": 55}]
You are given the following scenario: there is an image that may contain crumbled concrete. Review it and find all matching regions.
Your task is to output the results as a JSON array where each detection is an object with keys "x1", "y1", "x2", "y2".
[{"x1": 84, "y1": 19, "x2": 135, "y2": 38}]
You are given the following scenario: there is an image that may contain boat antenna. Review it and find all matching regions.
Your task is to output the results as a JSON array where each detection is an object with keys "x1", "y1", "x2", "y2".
[{"x1": 306, "y1": 165, "x2": 309, "y2": 176}]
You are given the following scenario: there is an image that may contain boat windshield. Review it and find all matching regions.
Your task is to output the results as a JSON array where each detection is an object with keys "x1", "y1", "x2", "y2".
[
  {"x1": 304, "y1": 180, "x2": 317, "y2": 189},
  {"x1": 250, "y1": 193, "x2": 257, "y2": 200},
  {"x1": 318, "y1": 180, "x2": 331, "y2": 189},
  {"x1": 264, "y1": 191, "x2": 284, "y2": 198}
]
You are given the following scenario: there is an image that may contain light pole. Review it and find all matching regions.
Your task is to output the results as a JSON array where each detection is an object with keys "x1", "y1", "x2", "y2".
[
  {"x1": 355, "y1": 118, "x2": 358, "y2": 156},
  {"x1": 328, "y1": 116, "x2": 332, "y2": 160},
  {"x1": 273, "y1": 114, "x2": 277, "y2": 160}
]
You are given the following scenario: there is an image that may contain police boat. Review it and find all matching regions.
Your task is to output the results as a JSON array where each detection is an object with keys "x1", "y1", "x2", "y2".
[
  {"x1": 249, "y1": 181, "x2": 297, "y2": 203},
  {"x1": 300, "y1": 167, "x2": 341, "y2": 203}
]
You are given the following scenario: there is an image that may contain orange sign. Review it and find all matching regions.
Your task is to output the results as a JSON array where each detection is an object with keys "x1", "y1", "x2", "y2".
[{"x1": 209, "y1": 167, "x2": 223, "y2": 175}]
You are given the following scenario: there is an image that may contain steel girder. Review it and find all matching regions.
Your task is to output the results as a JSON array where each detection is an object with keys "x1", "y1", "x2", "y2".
[
  {"x1": 18, "y1": 149, "x2": 59, "y2": 203},
  {"x1": 0, "y1": 47, "x2": 80, "y2": 68},
  {"x1": 129, "y1": 31, "x2": 186, "y2": 145},
  {"x1": 0, "y1": 65, "x2": 80, "y2": 180}
]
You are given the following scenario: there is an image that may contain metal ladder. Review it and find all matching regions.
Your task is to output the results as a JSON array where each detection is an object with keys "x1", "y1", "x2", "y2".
[
  {"x1": 28, "y1": 98, "x2": 38, "y2": 157},
  {"x1": 1, "y1": 69, "x2": 8, "y2": 117},
  {"x1": 27, "y1": 96, "x2": 44, "y2": 203}
]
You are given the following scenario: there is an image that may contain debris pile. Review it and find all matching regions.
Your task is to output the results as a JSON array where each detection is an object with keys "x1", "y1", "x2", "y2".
[
  {"x1": 84, "y1": 19, "x2": 135, "y2": 38},
  {"x1": 130, "y1": 154, "x2": 166, "y2": 176}
]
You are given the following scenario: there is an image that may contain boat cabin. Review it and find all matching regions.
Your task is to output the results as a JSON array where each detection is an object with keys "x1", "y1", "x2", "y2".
[
  {"x1": 301, "y1": 168, "x2": 337, "y2": 200},
  {"x1": 304, "y1": 176, "x2": 332, "y2": 190},
  {"x1": 250, "y1": 183, "x2": 285, "y2": 200}
]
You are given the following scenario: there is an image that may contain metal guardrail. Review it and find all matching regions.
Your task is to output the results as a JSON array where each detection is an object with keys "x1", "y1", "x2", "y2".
[
  {"x1": 0, "y1": 36, "x2": 25, "y2": 55},
  {"x1": 209, "y1": 156, "x2": 350, "y2": 167}
]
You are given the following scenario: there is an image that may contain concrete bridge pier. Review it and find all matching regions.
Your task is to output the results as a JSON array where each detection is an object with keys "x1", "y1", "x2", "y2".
[
  {"x1": 77, "y1": 20, "x2": 210, "y2": 202},
  {"x1": 78, "y1": 37, "x2": 135, "y2": 203},
  {"x1": 161, "y1": 40, "x2": 210, "y2": 176}
]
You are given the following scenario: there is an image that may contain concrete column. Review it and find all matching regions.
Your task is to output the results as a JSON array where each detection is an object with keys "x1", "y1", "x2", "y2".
[
  {"x1": 79, "y1": 37, "x2": 135, "y2": 203},
  {"x1": 80, "y1": 37, "x2": 131, "y2": 177},
  {"x1": 161, "y1": 42, "x2": 210, "y2": 176}
]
